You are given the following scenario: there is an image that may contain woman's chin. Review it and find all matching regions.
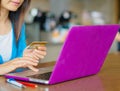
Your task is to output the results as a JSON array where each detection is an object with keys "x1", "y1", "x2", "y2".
[
  {"x1": 9, "y1": 8, "x2": 19, "y2": 12},
  {"x1": 7, "y1": 6, "x2": 20, "y2": 12}
]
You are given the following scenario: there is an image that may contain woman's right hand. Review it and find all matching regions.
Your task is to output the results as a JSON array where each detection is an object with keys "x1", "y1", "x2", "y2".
[
  {"x1": 0, "y1": 56, "x2": 39, "y2": 75},
  {"x1": 11, "y1": 56, "x2": 39, "y2": 72}
]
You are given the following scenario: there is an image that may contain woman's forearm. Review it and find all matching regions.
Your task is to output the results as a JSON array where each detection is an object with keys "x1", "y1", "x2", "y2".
[
  {"x1": 0, "y1": 60, "x2": 17, "y2": 75},
  {"x1": 0, "y1": 55, "x2": 41, "y2": 75}
]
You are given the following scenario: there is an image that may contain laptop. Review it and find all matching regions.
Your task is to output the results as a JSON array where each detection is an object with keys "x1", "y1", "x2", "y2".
[{"x1": 5, "y1": 24, "x2": 119, "y2": 85}]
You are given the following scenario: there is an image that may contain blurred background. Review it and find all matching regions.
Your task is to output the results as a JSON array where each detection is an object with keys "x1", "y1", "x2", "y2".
[{"x1": 25, "y1": 0, "x2": 120, "y2": 62}]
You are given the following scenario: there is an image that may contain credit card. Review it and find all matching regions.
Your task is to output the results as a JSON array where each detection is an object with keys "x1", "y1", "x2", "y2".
[{"x1": 27, "y1": 41, "x2": 48, "y2": 49}]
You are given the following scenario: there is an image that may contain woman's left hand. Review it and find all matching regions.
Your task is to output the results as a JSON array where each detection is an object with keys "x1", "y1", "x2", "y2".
[
  {"x1": 23, "y1": 46, "x2": 47, "y2": 61},
  {"x1": 23, "y1": 46, "x2": 47, "y2": 72}
]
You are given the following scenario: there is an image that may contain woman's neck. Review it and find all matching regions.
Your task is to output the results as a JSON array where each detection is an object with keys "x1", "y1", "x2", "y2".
[
  {"x1": 0, "y1": 8, "x2": 11, "y2": 35},
  {"x1": 0, "y1": 8, "x2": 9, "y2": 24}
]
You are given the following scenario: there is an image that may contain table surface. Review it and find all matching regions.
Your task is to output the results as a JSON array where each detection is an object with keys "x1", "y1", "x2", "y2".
[{"x1": 0, "y1": 52, "x2": 120, "y2": 91}]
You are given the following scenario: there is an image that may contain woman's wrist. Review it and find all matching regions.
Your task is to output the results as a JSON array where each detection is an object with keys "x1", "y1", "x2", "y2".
[
  {"x1": 9, "y1": 58, "x2": 21, "y2": 69},
  {"x1": 0, "y1": 59, "x2": 18, "y2": 75}
]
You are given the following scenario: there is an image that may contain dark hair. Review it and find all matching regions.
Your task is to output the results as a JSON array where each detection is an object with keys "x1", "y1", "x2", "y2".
[{"x1": 0, "y1": 0, "x2": 31, "y2": 41}]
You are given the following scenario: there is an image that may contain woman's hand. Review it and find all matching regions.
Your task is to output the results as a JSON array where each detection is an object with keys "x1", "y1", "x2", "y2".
[
  {"x1": 23, "y1": 46, "x2": 47, "y2": 71},
  {"x1": 23, "y1": 46, "x2": 47, "y2": 61},
  {"x1": 0, "y1": 56, "x2": 39, "y2": 75},
  {"x1": 11, "y1": 57, "x2": 39, "y2": 69}
]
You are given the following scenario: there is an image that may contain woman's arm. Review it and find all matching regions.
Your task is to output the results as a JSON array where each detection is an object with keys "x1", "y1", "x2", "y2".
[
  {"x1": 0, "y1": 56, "x2": 39, "y2": 75},
  {"x1": 0, "y1": 59, "x2": 17, "y2": 75}
]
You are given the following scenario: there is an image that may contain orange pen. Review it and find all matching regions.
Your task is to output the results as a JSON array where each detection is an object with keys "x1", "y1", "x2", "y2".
[{"x1": 17, "y1": 81, "x2": 38, "y2": 88}]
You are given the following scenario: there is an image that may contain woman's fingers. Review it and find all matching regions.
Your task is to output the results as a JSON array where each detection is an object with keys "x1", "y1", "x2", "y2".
[
  {"x1": 34, "y1": 49, "x2": 47, "y2": 56},
  {"x1": 23, "y1": 56, "x2": 39, "y2": 63},
  {"x1": 23, "y1": 46, "x2": 47, "y2": 60},
  {"x1": 24, "y1": 49, "x2": 39, "y2": 60},
  {"x1": 33, "y1": 49, "x2": 46, "y2": 59},
  {"x1": 28, "y1": 66, "x2": 39, "y2": 72},
  {"x1": 11, "y1": 57, "x2": 39, "y2": 72},
  {"x1": 37, "y1": 46, "x2": 47, "y2": 51},
  {"x1": 25, "y1": 54, "x2": 39, "y2": 61},
  {"x1": 14, "y1": 57, "x2": 39, "y2": 68},
  {"x1": 33, "y1": 46, "x2": 47, "y2": 59},
  {"x1": 22, "y1": 57, "x2": 39, "y2": 66}
]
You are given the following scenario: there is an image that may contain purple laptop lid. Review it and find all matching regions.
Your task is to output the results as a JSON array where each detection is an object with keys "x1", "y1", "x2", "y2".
[{"x1": 49, "y1": 24, "x2": 119, "y2": 84}]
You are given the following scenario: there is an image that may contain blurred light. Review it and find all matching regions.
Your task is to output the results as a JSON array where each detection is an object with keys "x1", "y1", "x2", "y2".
[
  {"x1": 30, "y1": 8, "x2": 38, "y2": 17},
  {"x1": 63, "y1": 12, "x2": 70, "y2": 19}
]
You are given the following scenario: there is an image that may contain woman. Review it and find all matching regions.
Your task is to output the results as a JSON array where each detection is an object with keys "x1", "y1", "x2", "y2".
[{"x1": 0, "y1": 0, "x2": 46, "y2": 75}]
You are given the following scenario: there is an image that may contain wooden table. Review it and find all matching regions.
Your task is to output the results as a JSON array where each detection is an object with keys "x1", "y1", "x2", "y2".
[{"x1": 0, "y1": 52, "x2": 120, "y2": 91}]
